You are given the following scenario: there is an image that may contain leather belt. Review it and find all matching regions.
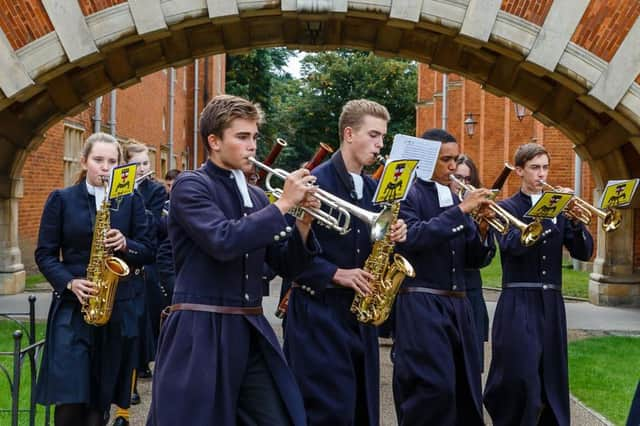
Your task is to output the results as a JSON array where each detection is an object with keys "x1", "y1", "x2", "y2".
[
  {"x1": 503, "y1": 282, "x2": 561, "y2": 291},
  {"x1": 164, "y1": 303, "x2": 263, "y2": 316},
  {"x1": 399, "y1": 287, "x2": 466, "y2": 298}
]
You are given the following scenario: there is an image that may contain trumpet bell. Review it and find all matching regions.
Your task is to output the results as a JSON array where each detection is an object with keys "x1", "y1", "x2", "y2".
[
  {"x1": 368, "y1": 205, "x2": 394, "y2": 242},
  {"x1": 520, "y1": 220, "x2": 543, "y2": 247},
  {"x1": 602, "y1": 209, "x2": 622, "y2": 232}
]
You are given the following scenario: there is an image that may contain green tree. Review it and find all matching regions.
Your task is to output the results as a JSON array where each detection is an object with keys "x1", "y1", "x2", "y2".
[
  {"x1": 271, "y1": 50, "x2": 417, "y2": 171},
  {"x1": 225, "y1": 48, "x2": 294, "y2": 157}
]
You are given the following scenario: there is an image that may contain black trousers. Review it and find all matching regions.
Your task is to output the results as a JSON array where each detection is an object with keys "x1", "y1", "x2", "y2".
[{"x1": 237, "y1": 331, "x2": 291, "y2": 426}]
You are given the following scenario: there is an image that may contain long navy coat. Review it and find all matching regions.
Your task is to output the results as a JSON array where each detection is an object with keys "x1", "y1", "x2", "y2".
[
  {"x1": 147, "y1": 161, "x2": 318, "y2": 426},
  {"x1": 484, "y1": 190, "x2": 594, "y2": 426},
  {"x1": 135, "y1": 178, "x2": 167, "y2": 365},
  {"x1": 394, "y1": 179, "x2": 491, "y2": 426},
  {"x1": 283, "y1": 151, "x2": 380, "y2": 426},
  {"x1": 35, "y1": 181, "x2": 153, "y2": 411}
]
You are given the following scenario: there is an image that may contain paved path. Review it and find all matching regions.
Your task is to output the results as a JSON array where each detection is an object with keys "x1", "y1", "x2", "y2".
[
  {"x1": 4, "y1": 286, "x2": 639, "y2": 332},
  {"x1": 2, "y1": 282, "x2": 638, "y2": 425}
]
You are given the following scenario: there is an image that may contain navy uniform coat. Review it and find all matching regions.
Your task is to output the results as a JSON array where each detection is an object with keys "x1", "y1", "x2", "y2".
[
  {"x1": 155, "y1": 199, "x2": 175, "y2": 300},
  {"x1": 394, "y1": 179, "x2": 492, "y2": 426},
  {"x1": 464, "y1": 237, "x2": 494, "y2": 370},
  {"x1": 34, "y1": 181, "x2": 153, "y2": 411},
  {"x1": 135, "y1": 178, "x2": 168, "y2": 365},
  {"x1": 484, "y1": 190, "x2": 594, "y2": 426},
  {"x1": 283, "y1": 151, "x2": 380, "y2": 426},
  {"x1": 147, "y1": 161, "x2": 319, "y2": 426}
]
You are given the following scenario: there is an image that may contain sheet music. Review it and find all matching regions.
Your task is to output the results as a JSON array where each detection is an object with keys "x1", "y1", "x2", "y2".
[{"x1": 388, "y1": 134, "x2": 441, "y2": 181}]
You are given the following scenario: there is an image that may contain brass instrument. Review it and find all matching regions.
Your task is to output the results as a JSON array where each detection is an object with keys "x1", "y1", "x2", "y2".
[
  {"x1": 254, "y1": 138, "x2": 288, "y2": 184},
  {"x1": 82, "y1": 178, "x2": 130, "y2": 326},
  {"x1": 249, "y1": 156, "x2": 394, "y2": 241},
  {"x1": 539, "y1": 180, "x2": 621, "y2": 232},
  {"x1": 450, "y1": 174, "x2": 542, "y2": 247},
  {"x1": 350, "y1": 202, "x2": 415, "y2": 325},
  {"x1": 135, "y1": 170, "x2": 155, "y2": 184}
]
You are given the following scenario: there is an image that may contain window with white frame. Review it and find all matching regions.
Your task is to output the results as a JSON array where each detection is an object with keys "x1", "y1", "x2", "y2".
[{"x1": 63, "y1": 123, "x2": 85, "y2": 187}]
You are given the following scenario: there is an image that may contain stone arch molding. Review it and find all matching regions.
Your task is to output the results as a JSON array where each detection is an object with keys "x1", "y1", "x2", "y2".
[{"x1": 0, "y1": 0, "x2": 639, "y2": 300}]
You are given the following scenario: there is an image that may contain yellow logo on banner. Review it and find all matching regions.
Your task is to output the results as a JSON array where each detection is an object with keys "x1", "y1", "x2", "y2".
[
  {"x1": 373, "y1": 159, "x2": 419, "y2": 204},
  {"x1": 600, "y1": 179, "x2": 639, "y2": 208},
  {"x1": 108, "y1": 164, "x2": 137, "y2": 200},
  {"x1": 525, "y1": 191, "x2": 573, "y2": 219}
]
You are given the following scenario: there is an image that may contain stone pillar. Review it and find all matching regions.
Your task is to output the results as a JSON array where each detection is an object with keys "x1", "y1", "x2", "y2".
[
  {"x1": 0, "y1": 177, "x2": 25, "y2": 295},
  {"x1": 589, "y1": 201, "x2": 640, "y2": 306}
]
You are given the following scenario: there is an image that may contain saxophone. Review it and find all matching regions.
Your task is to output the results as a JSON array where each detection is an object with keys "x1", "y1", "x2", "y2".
[
  {"x1": 82, "y1": 180, "x2": 130, "y2": 326},
  {"x1": 350, "y1": 202, "x2": 415, "y2": 325}
]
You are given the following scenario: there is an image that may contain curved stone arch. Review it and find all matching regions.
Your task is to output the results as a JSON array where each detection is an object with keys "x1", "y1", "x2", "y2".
[{"x1": 0, "y1": 0, "x2": 638, "y2": 301}]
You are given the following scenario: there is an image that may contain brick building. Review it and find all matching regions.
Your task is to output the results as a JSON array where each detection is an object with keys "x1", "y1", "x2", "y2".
[
  {"x1": 0, "y1": 1, "x2": 638, "y2": 304},
  {"x1": 18, "y1": 56, "x2": 225, "y2": 272},
  {"x1": 417, "y1": 67, "x2": 600, "y2": 263}
]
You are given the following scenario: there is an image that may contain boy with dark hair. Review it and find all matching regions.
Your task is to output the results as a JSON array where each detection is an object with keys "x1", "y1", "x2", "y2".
[
  {"x1": 393, "y1": 128, "x2": 493, "y2": 425},
  {"x1": 148, "y1": 94, "x2": 320, "y2": 426},
  {"x1": 484, "y1": 142, "x2": 594, "y2": 426}
]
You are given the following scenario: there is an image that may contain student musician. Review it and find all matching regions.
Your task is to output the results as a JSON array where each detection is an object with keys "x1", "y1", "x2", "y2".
[
  {"x1": 283, "y1": 99, "x2": 407, "y2": 426},
  {"x1": 148, "y1": 94, "x2": 320, "y2": 426},
  {"x1": 35, "y1": 132, "x2": 153, "y2": 426},
  {"x1": 394, "y1": 128, "x2": 493, "y2": 425},
  {"x1": 484, "y1": 142, "x2": 594, "y2": 426}
]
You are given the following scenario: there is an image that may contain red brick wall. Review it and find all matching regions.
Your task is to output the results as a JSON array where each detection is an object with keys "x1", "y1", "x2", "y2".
[
  {"x1": 572, "y1": 0, "x2": 640, "y2": 62},
  {"x1": 0, "y1": 1, "x2": 53, "y2": 50},
  {"x1": 79, "y1": 0, "x2": 127, "y2": 16},
  {"x1": 117, "y1": 72, "x2": 170, "y2": 169},
  {"x1": 479, "y1": 89, "x2": 505, "y2": 187},
  {"x1": 501, "y1": 0, "x2": 553, "y2": 26}
]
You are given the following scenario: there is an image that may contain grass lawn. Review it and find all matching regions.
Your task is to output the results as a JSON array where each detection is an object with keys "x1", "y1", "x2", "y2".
[
  {"x1": 480, "y1": 250, "x2": 590, "y2": 299},
  {"x1": 0, "y1": 319, "x2": 49, "y2": 426},
  {"x1": 25, "y1": 273, "x2": 46, "y2": 291},
  {"x1": 568, "y1": 336, "x2": 640, "y2": 425}
]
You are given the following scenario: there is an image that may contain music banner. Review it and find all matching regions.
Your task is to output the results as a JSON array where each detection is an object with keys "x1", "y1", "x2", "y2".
[
  {"x1": 524, "y1": 191, "x2": 573, "y2": 219},
  {"x1": 108, "y1": 163, "x2": 137, "y2": 200},
  {"x1": 598, "y1": 178, "x2": 639, "y2": 209},
  {"x1": 372, "y1": 159, "x2": 419, "y2": 204}
]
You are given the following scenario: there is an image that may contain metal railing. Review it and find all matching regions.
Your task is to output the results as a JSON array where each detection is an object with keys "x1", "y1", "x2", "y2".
[{"x1": 0, "y1": 295, "x2": 50, "y2": 426}]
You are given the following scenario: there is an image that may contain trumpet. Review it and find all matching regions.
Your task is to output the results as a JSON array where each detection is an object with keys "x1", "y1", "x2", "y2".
[
  {"x1": 249, "y1": 156, "x2": 393, "y2": 241},
  {"x1": 538, "y1": 180, "x2": 621, "y2": 232},
  {"x1": 450, "y1": 174, "x2": 542, "y2": 247}
]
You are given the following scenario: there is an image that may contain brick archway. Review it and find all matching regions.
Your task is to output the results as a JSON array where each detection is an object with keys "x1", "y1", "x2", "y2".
[{"x1": 0, "y1": 0, "x2": 639, "y2": 303}]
